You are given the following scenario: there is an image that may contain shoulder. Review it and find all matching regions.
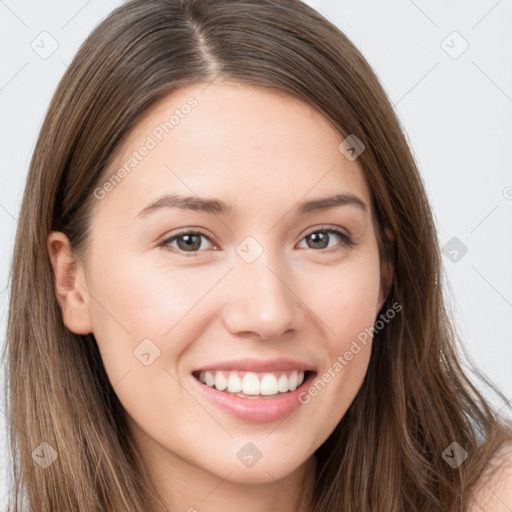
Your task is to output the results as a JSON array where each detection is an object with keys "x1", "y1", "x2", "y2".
[{"x1": 467, "y1": 443, "x2": 512, "y2": 512}]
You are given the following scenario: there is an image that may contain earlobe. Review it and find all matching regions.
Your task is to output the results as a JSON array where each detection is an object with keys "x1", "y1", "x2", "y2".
[{"x1": 47, "y1": 231, "x2": 93, "y2": 334}]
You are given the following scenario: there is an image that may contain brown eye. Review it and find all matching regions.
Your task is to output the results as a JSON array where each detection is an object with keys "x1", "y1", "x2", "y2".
[
  {"x1": 298, "y1": 227, "x2": 354, "y2": 251},
  {"x1": 176, "y1": 233, "x2": 203, "y2": 251},
  {"x1": 305, "y1": 231, "x2": 331, "y2": 249},
  {"x1": 159, "y1": 231, "x2": 215, "y2": 254}
]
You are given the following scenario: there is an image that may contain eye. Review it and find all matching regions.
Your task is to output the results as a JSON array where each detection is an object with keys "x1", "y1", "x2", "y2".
[
  {"x1": 158, "y1": 230, "x2": 216, "y2": 254},
  {"x1": 297, "y1": 225, "x2": 354, "y2": 252},
  {"x1": 158, "y1": 225, "x2": 355, "y2": 256}
]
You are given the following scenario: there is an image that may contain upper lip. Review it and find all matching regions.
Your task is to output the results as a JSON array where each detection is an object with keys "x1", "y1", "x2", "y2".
[{"x1": 193, "y1": 357, "x2": 316, "y2": 373}]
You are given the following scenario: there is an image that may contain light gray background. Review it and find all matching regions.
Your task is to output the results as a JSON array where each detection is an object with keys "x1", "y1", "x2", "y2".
[{"x1": 1, "y1": 0, "x2": 511, "y2": 506}]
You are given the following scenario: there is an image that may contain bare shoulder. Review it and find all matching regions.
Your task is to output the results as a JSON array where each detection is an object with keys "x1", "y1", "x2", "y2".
[{"x1": 467, "y1": 443, "x2": 512, "y2": 512}]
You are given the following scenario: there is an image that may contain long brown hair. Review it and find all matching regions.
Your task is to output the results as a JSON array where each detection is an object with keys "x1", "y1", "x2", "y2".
[{"x1": 4, "y1": 0, "x2": 512, "y2": 510}]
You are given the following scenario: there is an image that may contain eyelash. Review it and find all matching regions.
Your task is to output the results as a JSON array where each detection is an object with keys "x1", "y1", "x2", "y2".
[{"x1": 157, "y1": 225, "x2": 355, "y2": 257}]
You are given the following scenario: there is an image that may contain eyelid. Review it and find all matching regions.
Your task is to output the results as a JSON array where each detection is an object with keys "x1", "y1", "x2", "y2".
[
  {"x1": 157, "y1": 224, "x2": 355, "y2": 255},
  {"x1": 301, "y1": 223, "x2": 352, "y2": 239},
  {"x1": 298, "y1": 224, "x2": 355, "y2": 251},
  {"x1": 157, "y1": 228, "x2": 216, "y2": 251}
]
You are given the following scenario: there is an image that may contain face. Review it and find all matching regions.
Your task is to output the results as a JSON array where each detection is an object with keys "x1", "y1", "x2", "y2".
[{"x1": 51, "y1": 82, "x2": 391, "y2": 487}]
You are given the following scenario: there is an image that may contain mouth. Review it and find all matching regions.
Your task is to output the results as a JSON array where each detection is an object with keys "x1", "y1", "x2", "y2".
[
  {"x1": 191, "y1": 369, "x2": 317, "y2": 400},
  {"x1": 191, "y1": 362, "x2": 318, "y2": 423}
]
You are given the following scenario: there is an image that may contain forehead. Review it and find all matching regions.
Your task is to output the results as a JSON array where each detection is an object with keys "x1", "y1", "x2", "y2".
[{"x1": 98, "y1": 81, "x2": 371, "y2": 219}]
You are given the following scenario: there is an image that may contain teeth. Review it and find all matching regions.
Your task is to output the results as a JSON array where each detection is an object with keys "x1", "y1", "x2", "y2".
[
  {"x1": 277, "y1": 374, "x2": 289, "y2": 392},
  {"x1": 204, "y1": 371, "x2": 215, "y2": 387},
  {"x1": 289, "y1": 371, "x2": 298, "y2": 391},
  {"x1": 242, "y1": 373, "x2": 260, "y2": 395},
  {"x1": 260, "y1": 374, "x2": 278, "y2": 395},
  {"x1": 197, "y1": 370, "x2": 307, "y2": 396},
  {"x1": 214, "y1": 371, "x2": 228, "y2": 391},
  {"x1": 227, "y1": 373, "x2": 242, "y2": 393}
]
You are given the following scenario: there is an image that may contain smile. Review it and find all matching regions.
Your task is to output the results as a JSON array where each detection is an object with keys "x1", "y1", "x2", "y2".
[
  {"x1": 193, "y1": 369, "x2": 310, "y2": 398},
  {"x1": 191, "y1": 358, "x2": 318, "y2": 423}
]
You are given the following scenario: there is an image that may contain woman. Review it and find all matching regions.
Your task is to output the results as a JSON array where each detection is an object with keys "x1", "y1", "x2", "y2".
[{"x1": 3, "y1": 0, "x2": 512, "y2": 510}]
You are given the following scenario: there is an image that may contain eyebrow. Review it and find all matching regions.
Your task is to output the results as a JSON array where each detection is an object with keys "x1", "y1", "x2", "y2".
[{"x1": 135, "y1": 192, "x2": 368, "y2": 218}]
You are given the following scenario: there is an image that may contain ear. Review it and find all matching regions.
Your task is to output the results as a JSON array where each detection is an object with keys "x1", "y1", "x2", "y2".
[
  {"x1": 47, "y1": 231, "x2": 93, "y2": 334},
  {"x1": 377, "y1": 227, "x2": 394, "y2": 310}
]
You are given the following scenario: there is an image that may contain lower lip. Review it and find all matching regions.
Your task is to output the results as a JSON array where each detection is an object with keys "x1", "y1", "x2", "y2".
[{"x1": 192, "y1": 371, "x2": 317, "y2": 423}]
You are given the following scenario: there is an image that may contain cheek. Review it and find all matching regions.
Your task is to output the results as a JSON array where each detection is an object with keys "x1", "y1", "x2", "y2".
[
  {"x1": 85, "y1": 254, "x2": 206, "y2": 428},
  {"x1": 85, "y1": 251, "x2": 226, "y2": 382},
  {"x1": 87, "y1": 251, "x2": 214, "y2": 336},
  {"x1": 299, "y1": 251, "x2": 382, "y2": 350},
  {"x1": 295, "y1": 253, "x2": 380, "y2": 442}
]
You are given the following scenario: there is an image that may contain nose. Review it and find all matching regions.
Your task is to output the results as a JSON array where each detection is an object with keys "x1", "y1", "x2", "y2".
[{"x1": 221, "y1": 253, "x2": 303, "y2": 340}]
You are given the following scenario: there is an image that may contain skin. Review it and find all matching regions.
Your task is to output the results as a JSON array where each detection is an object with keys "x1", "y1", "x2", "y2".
[{"x1": 48, "y1": 82, "x2": 394, "y2": 512}]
